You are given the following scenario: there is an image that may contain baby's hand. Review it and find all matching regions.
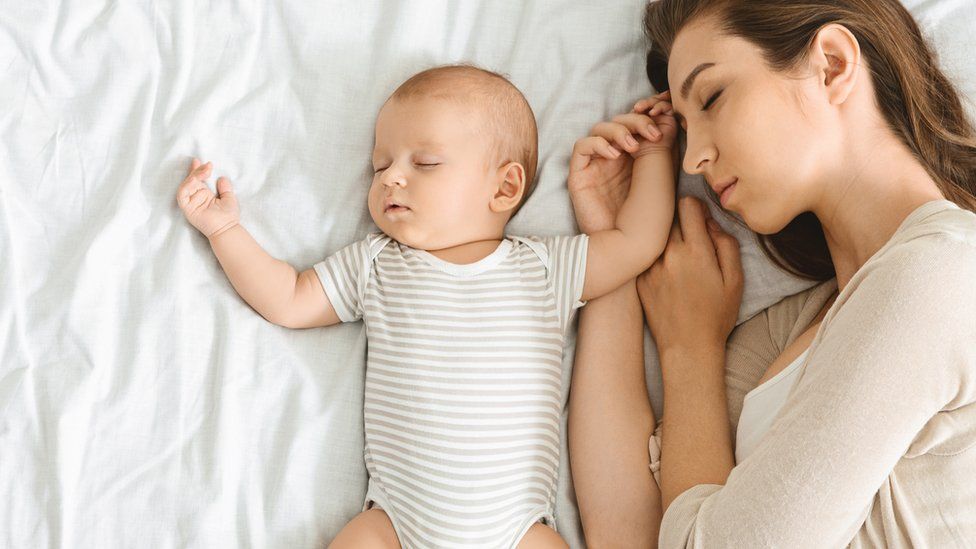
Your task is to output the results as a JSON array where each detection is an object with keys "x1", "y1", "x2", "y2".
[
  {"x1": 585, "y1": 91, "x2": 678, "y2": 160},
  {"x1": 630, "y1": 90, "x2": 679, "y2": 154},
  {"x1": 176, "y1": 158, "x2": 240, "y2": 239}
]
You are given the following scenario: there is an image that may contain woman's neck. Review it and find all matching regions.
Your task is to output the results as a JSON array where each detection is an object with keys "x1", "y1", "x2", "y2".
[{"x1": 813, "y1": 134, "x2": 945, "y2": 292}]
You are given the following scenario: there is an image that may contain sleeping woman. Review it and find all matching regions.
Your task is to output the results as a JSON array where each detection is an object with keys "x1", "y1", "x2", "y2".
[{"x1": 568, "y1": 0, "x2": 976, "y2": 547}]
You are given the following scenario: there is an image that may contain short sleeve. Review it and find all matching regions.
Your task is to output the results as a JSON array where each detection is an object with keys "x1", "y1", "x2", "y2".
[
  {"x1": 535, "y1": 234, "x2": 589, "y2": 333},
  {"x1": 312, "y1": 237, "x2": 373, "y2": 322}
]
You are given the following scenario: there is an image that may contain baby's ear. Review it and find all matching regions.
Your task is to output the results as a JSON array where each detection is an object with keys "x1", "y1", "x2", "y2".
[{"x1": 489, "y1": 161, "x2": 526, "y2": 215}]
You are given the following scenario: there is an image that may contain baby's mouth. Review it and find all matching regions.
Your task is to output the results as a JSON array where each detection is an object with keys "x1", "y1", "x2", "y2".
[{"x1": 384, "y1": 204, "x2": 410, "y2": 213}]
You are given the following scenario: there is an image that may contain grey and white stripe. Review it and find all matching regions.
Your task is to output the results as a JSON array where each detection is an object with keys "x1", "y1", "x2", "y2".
[{"x1": 314, "y1": 232, "x2": 588, "y2": 549}]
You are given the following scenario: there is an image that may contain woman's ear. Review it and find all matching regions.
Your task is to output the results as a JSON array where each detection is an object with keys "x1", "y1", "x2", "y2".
[
  {"x1": 810, "y1": 23, "x2": 861, "y2": 106},
  {"x1": 489, "y1": 161, "x2": 526, "y2": 214}
]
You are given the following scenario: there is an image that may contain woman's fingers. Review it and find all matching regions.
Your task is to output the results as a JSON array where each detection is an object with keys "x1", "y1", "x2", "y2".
[
  {"x1": 706, "y1": 219, "x2": 744, "y2": 290},
  {"x1": 570, "y1": 136, "x2": 621, "y2": 172},
  {"x1": 647, "y1": 101, "x2": 673, "y2": 116},
  {"x1": 668, "y1": 220, "x2": 683, "y2": 246},
  {"x1": 633, "y1": 90, "x2": 672, "y2": 113},
  {"x1": 676, "y1": 196, "x2": 713, "y2": 250}
]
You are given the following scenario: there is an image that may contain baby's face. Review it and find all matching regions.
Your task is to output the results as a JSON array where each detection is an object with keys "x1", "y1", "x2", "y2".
[{"x1": 369, "y1": 96, "x2": 502, "y2": 251}]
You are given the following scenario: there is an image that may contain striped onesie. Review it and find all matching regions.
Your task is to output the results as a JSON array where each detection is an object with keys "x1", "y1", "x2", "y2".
[{"x1": 314, "y1": 231, "x2": 589, "y2": 548}]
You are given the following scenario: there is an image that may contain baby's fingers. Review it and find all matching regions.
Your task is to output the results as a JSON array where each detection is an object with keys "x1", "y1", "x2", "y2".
[
  {"x1": 182, "y1": 159, "x2": 212, "y2": 187},
  {"x1": 186, "y1": 186, "x2": 213, "y2": 210},
  {"x1": 570, "y1": 136, "x2": 621, "y2": 172},
  {"x1": 611, "y1": 113, "x2": 662, "y2": 142},
  {"x1": 591, "y1": 121, "x2": 641, "y2": 153},
  {"x1": 177, "y1": 160, "x2": 212, "y2": 203}
]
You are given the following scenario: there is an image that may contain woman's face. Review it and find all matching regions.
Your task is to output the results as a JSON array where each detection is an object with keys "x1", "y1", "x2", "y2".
[{"x1": 667, "y1": 16, "x2": 840, "y2": 235}]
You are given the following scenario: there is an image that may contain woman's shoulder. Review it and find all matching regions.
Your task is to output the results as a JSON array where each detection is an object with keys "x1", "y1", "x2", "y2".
[
  {"x1": 889, "y1": 199, "x2": 976, "y2": 253},
  {"x1": 858, "y1": 200, "x2": 976, "y2": 290},
  {"x1": 829, "y1": 201, "x2": 976, "y2": 351}
]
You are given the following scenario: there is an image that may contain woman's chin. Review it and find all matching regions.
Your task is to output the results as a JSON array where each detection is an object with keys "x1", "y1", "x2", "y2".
[
  {"x1": 747, "y1": 213, "x2": 796, "y2": 236},
  {"x1": 734, "y1": 205, "x2": 780, "y2": 235}
]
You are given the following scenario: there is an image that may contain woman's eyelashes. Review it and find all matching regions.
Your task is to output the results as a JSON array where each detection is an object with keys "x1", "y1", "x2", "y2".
[{"x1": 702, "y1": 89, "x2": 723, "y2": 111}]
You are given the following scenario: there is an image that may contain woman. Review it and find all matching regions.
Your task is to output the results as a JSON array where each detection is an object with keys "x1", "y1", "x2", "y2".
[{"x1": 568, "y1": 0, "x2": 976, "y2": 547}]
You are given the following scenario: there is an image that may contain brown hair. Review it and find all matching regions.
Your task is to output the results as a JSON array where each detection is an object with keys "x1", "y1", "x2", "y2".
[
  {"x1": 643, "y1": 0, "x2": 976, "y2": 281},
  {"x1": 390, "y1": 64, "x2": 539, "y2": 219}
]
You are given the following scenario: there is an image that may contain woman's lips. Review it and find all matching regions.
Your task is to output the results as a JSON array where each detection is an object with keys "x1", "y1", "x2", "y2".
[{"x1": 719, "y1": 179, "x2": 738, "y2": 208}]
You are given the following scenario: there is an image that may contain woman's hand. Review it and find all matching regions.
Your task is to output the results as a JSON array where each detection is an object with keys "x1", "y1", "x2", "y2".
[
  {"x1": 176, "y1": 158, "x2": 241, "y2": 239},
  {"x1": 637, "y1": 196, "x2": 744, "y2": 362}
]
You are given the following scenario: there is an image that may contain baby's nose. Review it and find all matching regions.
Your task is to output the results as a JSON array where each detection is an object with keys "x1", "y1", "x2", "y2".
[{"x1": 381, "y1": 171, "x2": 406, "y2": 187}]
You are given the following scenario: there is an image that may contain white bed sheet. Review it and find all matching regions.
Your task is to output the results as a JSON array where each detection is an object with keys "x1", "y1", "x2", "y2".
[{"x1": 1, "y1": 1, "x2": 973, "y2": 547}]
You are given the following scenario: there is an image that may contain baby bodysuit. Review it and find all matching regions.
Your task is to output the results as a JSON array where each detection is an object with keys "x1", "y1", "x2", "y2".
[{"x1": 314, "y1": 232, "x2": 588, "y2": 549}]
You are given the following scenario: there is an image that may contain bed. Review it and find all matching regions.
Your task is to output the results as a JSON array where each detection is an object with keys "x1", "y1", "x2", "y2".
[{"x1": 2, "y1": 0, "x2": 974, "y2": 547}]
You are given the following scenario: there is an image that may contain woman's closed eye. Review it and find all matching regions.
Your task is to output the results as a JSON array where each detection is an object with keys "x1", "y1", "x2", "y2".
[{"x1": 702, "y1": 89, "x2": 723, "y2": 111}]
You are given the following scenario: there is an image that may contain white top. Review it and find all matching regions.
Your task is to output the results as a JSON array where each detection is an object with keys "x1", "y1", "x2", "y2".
[
  {"x1": 735, "y1": 348, "x2": 811, "y2": 463},
  {"x1": 659, "y1": 199, "x2": 976, "y2": 548},
  {"x1": 314, "y1": 232, "x2": 589, "y2": 548}
]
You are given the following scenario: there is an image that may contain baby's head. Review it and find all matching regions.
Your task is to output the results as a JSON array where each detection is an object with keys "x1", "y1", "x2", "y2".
[{"x1": 368, "y1": 64, "x2": 538, "y2": 251}]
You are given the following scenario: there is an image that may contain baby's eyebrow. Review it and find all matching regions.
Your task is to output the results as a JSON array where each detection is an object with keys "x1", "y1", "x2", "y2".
[{"x1": 414, "y1": 140, "x2": 445, "y2": 152}]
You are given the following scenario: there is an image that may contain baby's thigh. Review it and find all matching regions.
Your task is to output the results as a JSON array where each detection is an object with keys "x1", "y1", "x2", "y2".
[
  {"x1": 327, "y1": 509, "x2": 400, "y2": 549},
  {"x1": 517, "y1": 522, "x2": 568, "y2": 549}
]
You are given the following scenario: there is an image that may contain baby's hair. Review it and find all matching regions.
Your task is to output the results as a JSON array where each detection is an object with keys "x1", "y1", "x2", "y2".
[{"x1": 390, "y1": 63, "x2": 539, "y2": 218}]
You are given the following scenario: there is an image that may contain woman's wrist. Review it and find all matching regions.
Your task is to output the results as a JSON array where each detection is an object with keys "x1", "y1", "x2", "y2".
[
  {"x1": 658, "y1": 343, "x2": 727, "y2": 386},
  {"x1": 637, "y1": 292, "x2": 727, "y2": 362}
]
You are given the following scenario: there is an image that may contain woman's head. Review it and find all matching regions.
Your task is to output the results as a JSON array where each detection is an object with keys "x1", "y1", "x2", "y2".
[{"x1": 644, "y1": 0, "x2": 976, "y2": 280}]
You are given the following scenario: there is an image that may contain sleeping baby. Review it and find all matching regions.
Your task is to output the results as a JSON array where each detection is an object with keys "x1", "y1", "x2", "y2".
[{"x1": 175, "y1": 64, "x2": 677, "y2": 549}]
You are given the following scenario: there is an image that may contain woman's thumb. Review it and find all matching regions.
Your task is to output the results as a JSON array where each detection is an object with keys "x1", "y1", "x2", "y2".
[{"x1": 707, "y1": 220, "x2": 743, "y2": 286}]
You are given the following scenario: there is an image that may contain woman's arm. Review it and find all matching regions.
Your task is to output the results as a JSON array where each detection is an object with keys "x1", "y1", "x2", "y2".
[
  {"x1": 569, "y1": 279, "x2": 662, "y2": 548},
  {"x1": 654, "y1": 345, "x2": 734, "y2": 512},
  {"x1": 655, "y1": 234, "x2": 976, "y2": 547},
  {"x1": 635, "y1": 197, "x2": 741, "y2": 512}
]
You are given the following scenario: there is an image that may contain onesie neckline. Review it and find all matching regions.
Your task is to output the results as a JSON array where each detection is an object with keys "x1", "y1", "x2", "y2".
[{"x1": 408, "y1": 238, "x2": 514, "y2": 277}]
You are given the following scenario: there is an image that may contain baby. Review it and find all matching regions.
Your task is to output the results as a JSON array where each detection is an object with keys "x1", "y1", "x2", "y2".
[{"x1": 176, "y1": 64, "x2": 677, "y2": 549}]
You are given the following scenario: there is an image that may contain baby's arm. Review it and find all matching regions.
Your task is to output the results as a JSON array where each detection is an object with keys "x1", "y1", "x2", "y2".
[
  {"x1": 574, "y1": 92, "x2": 678, "y2": 301},
  {"x1": 176, "y1": 158, "x2": 340, "y2": 329}
]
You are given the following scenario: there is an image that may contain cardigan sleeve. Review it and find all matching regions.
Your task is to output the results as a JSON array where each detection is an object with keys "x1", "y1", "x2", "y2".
[{"x1": 659, "y1": 235, "x2": 976, "y2": 548}]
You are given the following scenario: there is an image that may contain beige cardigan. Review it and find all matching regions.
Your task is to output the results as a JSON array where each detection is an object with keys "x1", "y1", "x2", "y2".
[{"x1": 656, "y1": 200, "x2": 976, "y2": 548}]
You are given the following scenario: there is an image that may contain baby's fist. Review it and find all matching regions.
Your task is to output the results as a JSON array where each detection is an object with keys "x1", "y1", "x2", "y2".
[{"x1": 176, "y1": 158, "x2": 240, "y2": 239}]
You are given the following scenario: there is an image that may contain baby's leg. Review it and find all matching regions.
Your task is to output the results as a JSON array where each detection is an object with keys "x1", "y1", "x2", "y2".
[
  {"x1": 328, "y1": 509, "x2": 400, "y2": 549},
  {"x1": 517, "y1": 522, "x2": 569, "y2": 548}
]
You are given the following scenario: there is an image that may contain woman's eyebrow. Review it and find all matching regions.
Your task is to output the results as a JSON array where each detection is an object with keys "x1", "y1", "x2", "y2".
[
  {"x1": 680, "y1": 62, "x2": 716, "y2": 100},
  {"x1": 670, "y1": 62, "x2": 717, "y2": 126}
]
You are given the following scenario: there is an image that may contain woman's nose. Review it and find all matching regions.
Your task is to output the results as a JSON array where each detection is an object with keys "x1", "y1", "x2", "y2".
[{"x1": 682, "y1": 133, "x2": 716, "y2": 176}]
